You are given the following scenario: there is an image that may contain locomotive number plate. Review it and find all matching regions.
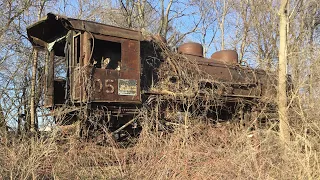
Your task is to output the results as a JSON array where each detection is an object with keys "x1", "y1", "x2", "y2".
[{"x1": 118, "y1": 79, "x2": 137, "y2": 96}]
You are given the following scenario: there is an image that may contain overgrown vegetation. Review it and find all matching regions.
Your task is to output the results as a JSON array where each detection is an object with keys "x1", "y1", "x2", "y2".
[{"x1": 1, "y1": 105, "x2": 320, "y2": 179}]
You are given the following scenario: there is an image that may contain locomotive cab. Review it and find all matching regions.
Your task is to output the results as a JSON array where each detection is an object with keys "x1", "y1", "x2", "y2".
[{"x1": 27, "y1": 13, "x2": 142, "y2": 109}]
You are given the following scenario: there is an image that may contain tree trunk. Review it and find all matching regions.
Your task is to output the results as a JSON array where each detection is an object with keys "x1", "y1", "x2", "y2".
[
  {"x1": 0, "y1": 104, "x2": 6, "y2": 133},
  {"x1": 29, "y1": 0, "x2": 46, "y2": 134},
  {"x1": 158, "y1": 0, "x2": 173, "y2": 38},
  {"x1": 23, "y1": 75, "x2": 30, "y2": 132},
  {"x1": 220, "y1": 0, "x2": 226, "y2": 50},
  {"x1": 278, "y1": 0, "x2": 290, "y2": 142},
  {"x1": 30, "y1": 48, "x2": 39, "y2": 133}
]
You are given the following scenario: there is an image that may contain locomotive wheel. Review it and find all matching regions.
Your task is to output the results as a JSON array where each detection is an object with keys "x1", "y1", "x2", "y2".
[{"x1": 76, "y1": 112, "x2": 142, "y2": 147}]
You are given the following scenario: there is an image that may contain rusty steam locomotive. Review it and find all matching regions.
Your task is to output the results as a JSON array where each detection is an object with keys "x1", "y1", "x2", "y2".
[{"x1": 27, "y1": 13, "x2": 277, "y2": 138}]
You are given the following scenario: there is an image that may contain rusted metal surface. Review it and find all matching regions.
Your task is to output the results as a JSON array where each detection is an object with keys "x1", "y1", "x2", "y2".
[
  {"x1": 89, "y1": 34, "x2": 141, "y2": 103},
  {"x1": 44, "y1": 50, "x2": 55, "y2": 107},
  {"x1": 27, "y1": 13, "x2": 142, "y2": 49},
  {"x1": 211, "y1": 50, "x2": 238, "y2": 64},
  {"x1": 91, "y1": 69, "x2": 140, "y2": 103},
  {"x1": 83, "y1": 32, "x2": 91, "y2": 66},
  {"x1": 178, "y1": 42, "x2": 203, "y2": 57},
  {"x1": 185, "y1": 54, "x2": 269, "y2": 97},
  {"x1": 187, "y1": 54, "x2": 263, "y2": 82}
]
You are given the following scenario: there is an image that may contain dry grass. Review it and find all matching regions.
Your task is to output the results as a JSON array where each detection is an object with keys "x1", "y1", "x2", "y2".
[{"x1": 1, "y1": 105, "x2": 319, "y2": 180}]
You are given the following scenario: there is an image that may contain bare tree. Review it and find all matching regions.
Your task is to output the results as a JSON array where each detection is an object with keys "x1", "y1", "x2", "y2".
[
  {"x1": 231, "y1": 0, "x2": 251, "y2": 61},
  {"x1": 0, "y1": 0, "x2": 34, "y2": 134},
  {"x1": 0, "y1": 0, "x2": 32, "y2": 40},
  {"x1": 278, "y1": 0, "x2": 290, "y2": 142},
  {"x1": 191, "y1": 0, "x2": 217, "y2": 56},
  {"x1": 212, "y1": 0, "x2": 231, "y2": 50},
  {"x1": 30, "y1": 0, "x2": 46, "y2": 133}
]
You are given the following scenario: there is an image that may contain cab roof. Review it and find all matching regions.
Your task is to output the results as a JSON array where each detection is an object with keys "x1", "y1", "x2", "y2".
[{"x1": 27, "y1": 13, "x2": 142, "y2": 55}]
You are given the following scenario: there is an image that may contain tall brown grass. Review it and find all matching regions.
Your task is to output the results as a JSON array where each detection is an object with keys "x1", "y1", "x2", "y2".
[{"x1": 0, "y1": 104, "x2": 319, "y2": 180}]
